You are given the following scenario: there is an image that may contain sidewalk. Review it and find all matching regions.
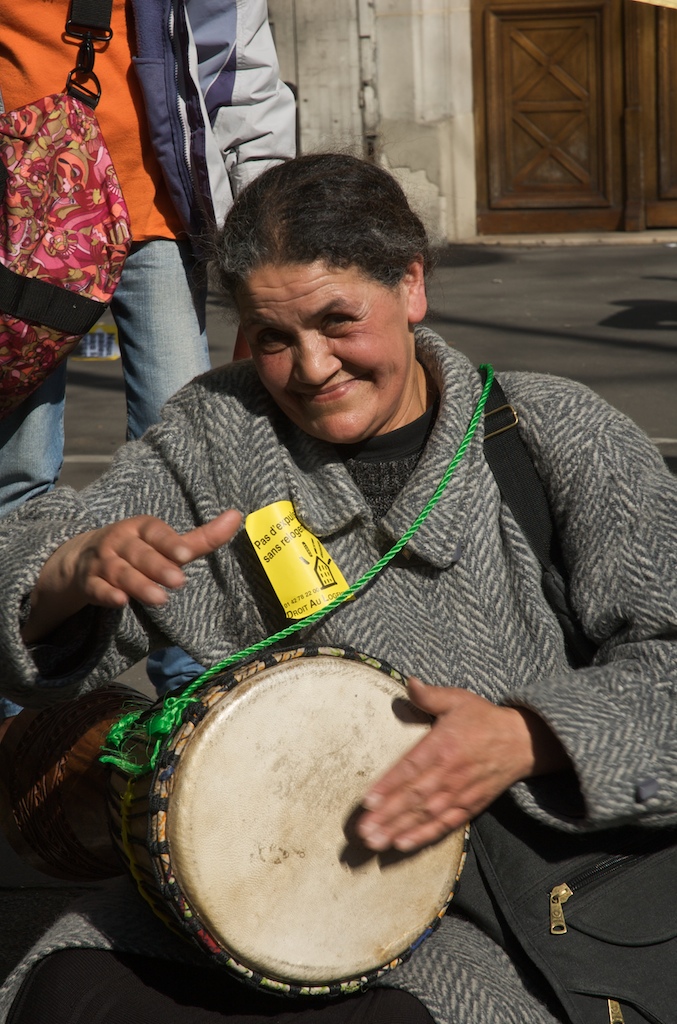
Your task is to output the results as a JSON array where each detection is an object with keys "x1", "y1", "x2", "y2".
[{"x1": 457, "y1": 229, "x2": 677, "y2": 246}]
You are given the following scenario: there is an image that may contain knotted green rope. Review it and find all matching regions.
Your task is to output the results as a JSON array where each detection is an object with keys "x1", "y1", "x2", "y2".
[{"x1": 100, "y1": 364, "x2": 494, "y2": 776}]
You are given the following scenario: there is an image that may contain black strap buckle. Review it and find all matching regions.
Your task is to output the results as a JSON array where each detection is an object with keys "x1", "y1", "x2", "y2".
[
  {"x1": 484, "y1": 403, "x2": 519, "y2": 440},
  {"x1": 64, "y1": 29, "x2": 107, "y2": 107},
  {"x1": 65, "y1": 17, "x2": 114, "y2": 45},
  {"x1": 66, "y1": 66, "x2": 102, "y2": 108},
  {"x1": 64, "y1": 1, "x2": 113, "y2": 108},
  {"x1": 75, "y1": 32, "x2": 96, "y2": 75}
]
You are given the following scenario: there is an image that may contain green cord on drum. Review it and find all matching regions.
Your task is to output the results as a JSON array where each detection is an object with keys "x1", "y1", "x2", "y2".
[{"x1": 100, "y1": 363, "x2": 495, "y2": 776}]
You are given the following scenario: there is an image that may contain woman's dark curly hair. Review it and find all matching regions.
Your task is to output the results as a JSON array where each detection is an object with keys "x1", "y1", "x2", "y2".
[{"x1": 212, "y1": 153, "x2": 434, "y2": 300}]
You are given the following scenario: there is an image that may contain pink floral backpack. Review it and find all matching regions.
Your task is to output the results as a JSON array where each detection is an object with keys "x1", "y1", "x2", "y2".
[{"x1": 0, "y1": 1, "x2": 131, "y2": 419}]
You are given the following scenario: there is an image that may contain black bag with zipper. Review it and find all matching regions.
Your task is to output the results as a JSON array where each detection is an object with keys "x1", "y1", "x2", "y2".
[
  {"x1": 468, "y1": 372, "x2": 677, "y2": 1024},
  {"x1": 467, "y1": 796, "x2": 677, "y2": 1024}
]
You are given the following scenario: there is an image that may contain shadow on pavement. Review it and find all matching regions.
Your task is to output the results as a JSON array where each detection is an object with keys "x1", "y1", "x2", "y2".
[
  {"x1": 435, "y1": 246, "x2": 512, "y2": 269},
  {"x1": 599, "y1": 300, "x2": 677, "y2": 330},
  {"x1": 65, "y1": 369, "x2": 125, "y2": 392},
  {"x1": 425, "y1": 309, "x2": 677, "y2": 357}
]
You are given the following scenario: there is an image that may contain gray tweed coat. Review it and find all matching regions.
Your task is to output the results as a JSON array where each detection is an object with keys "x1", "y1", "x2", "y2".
[{"x1": 1, "y1": 329, "x2": 676, "y2": 1023}]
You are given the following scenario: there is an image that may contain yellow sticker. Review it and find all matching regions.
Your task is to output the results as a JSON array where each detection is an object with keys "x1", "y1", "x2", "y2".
[{"x1": 245, "y1": 501, "x2": 350, "y2": 620}]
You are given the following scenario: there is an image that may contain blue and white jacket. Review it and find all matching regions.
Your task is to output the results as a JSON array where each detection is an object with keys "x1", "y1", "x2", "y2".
[{"x1": 130, "y1": 0, "x2": 296, "y2": 240}]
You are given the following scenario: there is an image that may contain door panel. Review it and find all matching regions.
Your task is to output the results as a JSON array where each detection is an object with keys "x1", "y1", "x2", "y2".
[
  {"x1": 646, "y1": 6, "x2": 677, "y2": 224},
  {"x1": 487, "y1": 8, "x2": 617, "y2": 208},
  {"x1": 473, "y1": 0, "x2": 677, "y2": 233},
  {"x1": 475, "y1": 0, "x2": 624, "y2": 231}
]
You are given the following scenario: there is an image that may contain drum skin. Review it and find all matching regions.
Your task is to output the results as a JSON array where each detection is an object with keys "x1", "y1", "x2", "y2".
[
  {"x1": 108, "y1": 646, "x2": 468, "y2": 996},
  {"x1": 0, "y1": 684, "x2": 152, "y2": 880}
]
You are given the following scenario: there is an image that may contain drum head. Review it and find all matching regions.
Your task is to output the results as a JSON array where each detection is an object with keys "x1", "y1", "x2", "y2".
[{"x1": 161, "y1": 648, "x2": 466, "y2": 989}]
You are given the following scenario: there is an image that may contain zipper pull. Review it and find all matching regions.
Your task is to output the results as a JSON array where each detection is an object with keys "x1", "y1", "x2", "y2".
[
  {"x1": 608, "y1": 999, "x2": 625, "y2": 1023},
  {"x1": 549, "y1": 882, "x2": 573, "y2": 934}
]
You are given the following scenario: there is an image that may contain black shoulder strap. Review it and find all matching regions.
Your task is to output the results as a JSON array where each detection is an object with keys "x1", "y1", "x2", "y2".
[
  {"x1": 482, "y1": 371, "x2": 597, "y2": 668},
  {"x1": 68, "y1": 0, "x2": 114, "y2": 31}
]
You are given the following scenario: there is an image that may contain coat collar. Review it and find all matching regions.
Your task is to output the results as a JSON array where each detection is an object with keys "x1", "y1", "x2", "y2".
[{"x1": 275, "y1": 329, "x2": 488, "y2": 569}]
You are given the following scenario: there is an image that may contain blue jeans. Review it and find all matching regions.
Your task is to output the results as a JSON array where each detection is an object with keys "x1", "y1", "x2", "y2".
[
  {"x1": 0, "y1": 239, "x2": 209, "y2": 714},
  {"x1": 0, "y1": 363, "x2": 67, "y2": 515}
]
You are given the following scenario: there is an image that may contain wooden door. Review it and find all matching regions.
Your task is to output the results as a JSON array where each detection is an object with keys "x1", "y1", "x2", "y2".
[
  {"x1": 634, "y1": 3, "x2": 677, "y2": 227},
  {"x1": 473, "y1": 0, "x2": 677, "y2": 232}
]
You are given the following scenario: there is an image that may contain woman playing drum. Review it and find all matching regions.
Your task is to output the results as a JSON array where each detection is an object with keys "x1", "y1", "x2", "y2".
[{"x1": 0, "y1": 154, "x2": 676, "y2": 1024}]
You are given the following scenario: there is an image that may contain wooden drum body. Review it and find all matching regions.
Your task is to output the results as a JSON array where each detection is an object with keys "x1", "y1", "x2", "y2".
[
  {"x1": 109, "y1": 646, "x2": 468, "y2": 996},
  {"x1": 0, "y1": 684, "x2": 152, "y2": 880}
]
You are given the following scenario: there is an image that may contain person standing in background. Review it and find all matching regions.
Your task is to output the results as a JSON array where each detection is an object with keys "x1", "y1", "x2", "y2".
[{"x1": 0, "y1": 0, "x2": 296, "y2": 715}]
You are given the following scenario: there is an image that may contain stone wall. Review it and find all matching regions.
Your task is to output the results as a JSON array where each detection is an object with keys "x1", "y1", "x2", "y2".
[{"x1": 268, "y1": 0, "x2": 477, "y2": 241}]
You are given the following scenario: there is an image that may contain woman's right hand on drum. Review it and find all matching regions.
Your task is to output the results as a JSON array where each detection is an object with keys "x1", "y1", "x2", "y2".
[
  {"x1": 21, "y1": 510, "x2": 242, "y2": 645},
  {"x1": 357, "y1": 677, "x2": 570, "y2": 853}
]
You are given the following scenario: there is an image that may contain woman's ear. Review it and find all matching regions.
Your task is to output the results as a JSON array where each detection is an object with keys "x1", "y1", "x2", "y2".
[{"x1": 403, "y1": 259, "x2": 428, "y2": 325}]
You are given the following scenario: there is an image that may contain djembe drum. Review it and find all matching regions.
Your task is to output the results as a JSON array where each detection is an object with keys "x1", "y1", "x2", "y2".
[
  {"x1": 107, "y1": 645, "x2": 468, "y2": 996},
  {"x1": 0, "y1": 684, "x2": 152, "y2": 880}
]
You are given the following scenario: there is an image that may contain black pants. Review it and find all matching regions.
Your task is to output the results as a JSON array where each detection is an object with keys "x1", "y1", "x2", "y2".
[{"x1": 8, "y1": 949, "x2": 435, "y2": 1024}]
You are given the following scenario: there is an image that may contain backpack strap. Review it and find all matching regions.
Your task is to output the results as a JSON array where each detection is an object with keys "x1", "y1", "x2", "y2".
[{"x1": 481, "y1": 370, "x2": 597, "y2": 668}]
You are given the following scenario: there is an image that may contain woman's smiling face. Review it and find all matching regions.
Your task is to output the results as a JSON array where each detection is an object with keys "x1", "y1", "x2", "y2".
[{"x1": 237, "y1": 260, "x2": 429, "y2": 444}]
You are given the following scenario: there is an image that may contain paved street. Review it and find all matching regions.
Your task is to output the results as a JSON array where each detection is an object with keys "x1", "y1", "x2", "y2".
[
  {"x1": 425, "y1": 242, "x2": 677, "y2": 454},
  {"x1": 1, "y1": 239, "x2": 676, "y2": 983}
]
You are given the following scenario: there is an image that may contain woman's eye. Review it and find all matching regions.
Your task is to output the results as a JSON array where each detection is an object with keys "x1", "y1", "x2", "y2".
[
  {"x1": 255, "y1": 330, "x2": 289, "y2": 352},
  {"x1": 323, "y1": 314, "x2": 352, "y2": 332}
]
